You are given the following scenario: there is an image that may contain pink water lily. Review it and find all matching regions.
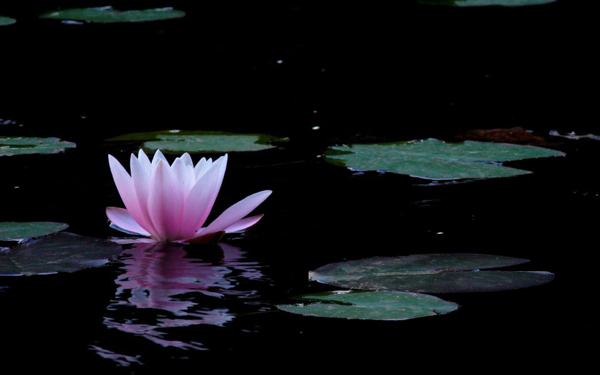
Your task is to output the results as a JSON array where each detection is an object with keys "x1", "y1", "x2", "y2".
[{"x1": 106, "y1": 149, "x2": 271, "y2": 243}]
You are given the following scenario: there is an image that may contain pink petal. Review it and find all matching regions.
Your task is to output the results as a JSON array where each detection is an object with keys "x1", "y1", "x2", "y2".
[
  {"x1": 106, "y1": 207, "x2": 151, "y2": 236},
  {"x1": 137, "y1": 149, "x2": 151, "y2": 168},
  {"x1": 151, "y1": 149, "x2": 168, "y2": 166},
  {"x1": 108, "y1": 155, "x2": 146, "y2": 226},
  {"x1": 194, "y1": 157, "x2": 212, "y2": 181},
  {"x1": 130, "y1": 153, "x2": 159, "y2": 236},
  {"x1": 201, "y1": 190, "x2": 272, "y2": 235},
  {"x1": 171, "y1": 157, "x2": 196, "y2": 196},
  {"x1": 147, "y1": 159, "x2": 185, "y2": 241},
  {"x1": 179, "y1": 153, "x2": 193, "y2": 167},
  {"x1": 224, "y1": 214, "x2": 264, "y2": 233},
  {"x1": 179, "y1": 156, "x2": 227, "y2": 239}
]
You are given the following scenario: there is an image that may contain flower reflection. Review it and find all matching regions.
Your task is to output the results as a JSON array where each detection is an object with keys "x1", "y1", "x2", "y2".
[{"x1": 100, "y1": 241, "x2": 265, "y2": 351}]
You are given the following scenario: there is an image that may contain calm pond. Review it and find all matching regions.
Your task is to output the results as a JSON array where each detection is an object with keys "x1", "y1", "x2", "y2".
[{"x1": 0, "y1": 1, "x2": 596, "y2": 372}]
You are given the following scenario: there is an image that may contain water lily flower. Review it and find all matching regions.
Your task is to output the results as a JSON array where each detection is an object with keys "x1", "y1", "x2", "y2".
[{"x1": 106, "y1": 149, "x2": 271, "y2": 243}]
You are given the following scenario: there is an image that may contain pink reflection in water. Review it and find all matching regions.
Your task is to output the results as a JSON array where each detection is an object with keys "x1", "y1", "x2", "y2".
[{"x1": 100, "y1": 241, "x2": 264, "y2": 352}]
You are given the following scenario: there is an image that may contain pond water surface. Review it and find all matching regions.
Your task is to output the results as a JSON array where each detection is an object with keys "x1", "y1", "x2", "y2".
[{"x1": 1, "y1": 1, "x2": 597, "y2": 372}]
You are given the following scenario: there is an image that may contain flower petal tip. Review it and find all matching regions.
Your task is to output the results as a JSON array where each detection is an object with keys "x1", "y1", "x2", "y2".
[{"x1": 106, "y1": 207, "x2": 151, "y2": 236}]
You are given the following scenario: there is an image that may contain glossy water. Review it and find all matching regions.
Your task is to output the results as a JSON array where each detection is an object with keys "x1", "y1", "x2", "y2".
[{"x1": 1, "y1": 1, "x2": 597, "y2": 372}]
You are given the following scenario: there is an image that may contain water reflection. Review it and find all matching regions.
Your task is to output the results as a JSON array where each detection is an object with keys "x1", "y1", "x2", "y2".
[{"x1": 98, "y1": 241, "x2": 265, "y2": 354}]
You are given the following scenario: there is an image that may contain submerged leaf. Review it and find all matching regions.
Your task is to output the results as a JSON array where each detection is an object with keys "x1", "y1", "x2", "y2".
[
  {"x1": 277, "y1": 290, "x2": 458, "y2": 320},
  {"x1": 419, "y1": 0, "x2": 556, "y2": 6},
  {"x1": 309, "y1": 254, "x2": 554, "y2": 293},
  {"x1": 456, "y1": 0, "x2": 556, "y2": 6},
  {"x1": 39, "y1": 6, "x2": 185, "y2": 23},
  {"x1": 0, "y1": 15, "x2": 16, "y2": 26},
  {"x1": 0, "y1": 222, "x2": 69, "y2": 242},
  {"x1": 108, "y1": 130, "x2": 287, "y2": 153},
  {"x1": 324, "y1": 139, "x2": 564, "y2": 180},
  {"x1": 0, "y1": 137, "x2": 76, "y2": 156},
  {"x1": 0, "y1": 232, "x2": 123, "y2": 276}
]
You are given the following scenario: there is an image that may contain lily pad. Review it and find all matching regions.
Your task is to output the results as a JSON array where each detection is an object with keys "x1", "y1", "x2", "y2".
[
  {"x1": 0, "y1": 16, "x2": 16, "y2": 26},
  {"x1": 418, "y1": 0, "x2": 556, "y2": 6},
  {"x1": 0, "y1": 222, "x2": 69, "y2": 242},
  {"x1": 312, "y1": 270, "x2": 555, "y2": 293},
  {"x1": 108, "y1": 130, "x2": 287, "y2": 154},
  {"x1": 0, "y1": 137, "x2": 76, "y2": 156},
  {"x1": 324, "y1": 139, "x2": 565, "y2": 180},
  {"x1": 310, "y1": 253, "x2": 530, "y2": 279},
  {"x1": 0, "y1": 232, "x2": 124, "y2": 276},
  {"x1": 309, "y1": 254, "x2": 554, "y2": 293},
  {"x1": 277, "y1": 290, "x2": 459, "y2": 320},
  {"x1": 39, "y1": 6, "x2": 185, "y2": 23}
]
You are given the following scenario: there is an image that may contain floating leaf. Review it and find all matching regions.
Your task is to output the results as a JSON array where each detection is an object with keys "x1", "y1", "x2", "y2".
[
  {"x1": 0, "y1": 137, "x2": 76, "y2": 156},
  {"x1": 310, "y1": 253, "x2": 530, "y2": 279},
  {"x1": 109, "y1": 130, "x2": 287, "y2": 154},
  {"x1": 277, "y1": 290, "x2": 458, "y2": 320},
  {"x1": 419, "y1": 0, "x2": 556, "y2": 6},
  {"x1": 324, "y1": 139, "x2": 565, "y2": 180},
  {"x1": 39, "y1": 6, "x2": 185, "y2": 23},
  {"x1": 0, "y1": 16, "x2": 16, "y2": 26},
  {"x1": 0, "y1": 232, "x2": 123, "y2": 276},
  {"x1": 0, "y1": 222, "x2": 69, "y2": 242},
  {"x1": 313, "y1": 270, "x2": 555, "y2": 293},
  {"x1": 309, "y1": 254, "x2": 554, "y2": 293}
]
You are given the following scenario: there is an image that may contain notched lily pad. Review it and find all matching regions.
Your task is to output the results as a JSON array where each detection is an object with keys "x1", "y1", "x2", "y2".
[
  {"x1": 277, "y1": 290, "x2": 459, "y2": 320},
  {"x1": 39, "y1": 6, "x2": 185, "y2": 23},
  {"x1": 309, "y1": 254, "x2": 554, "y2": 293},
  {"x1": 0, "y1": 232, "x2": 123, "y2": 276},
  {"x1": 418, "y1": 0, "x2": 556, "y2": 6},
  {"x1": 0, "y1": 15, "x2": 16, "y2": 26},
  {"x1": 0, "y1": 222, "x2": 69, "y2": 242},
  {"x1": 108, "y1": 130, "x2": 288, "y2": 154},
  {"x1": 324, "y1": 139, "x2": 565, "y2": 180},
  {"x1": 0, "y1": 137, "x2": 76, "y2": 156}
]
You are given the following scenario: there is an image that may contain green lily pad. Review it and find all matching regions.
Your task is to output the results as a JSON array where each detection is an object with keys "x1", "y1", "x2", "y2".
[
  {"x1": 39, "y1": 6, "x2": 185, "y2": 23},
  {"x1": 0, "y1": 16, "x2": 16, "y2": 26},
  {"x1": 419, "y1": 0, "x2": 556, "y2": 6},
  {"x1": 309, "y1": 254, "x2": 554, "y2": 293},
  {"x1": 0, "y1": 137, "x2": 76, "y2": 156},
  {"x1": 109, "y1": 130, "x2": 287, "y2": 154},
  {"x1": 0, "y1": 232, "x2": 123, "y2": 276},
  {"x1": 0, "y1": 222, "x2": 69, "y2": 242},
  {"x1": 324, "y1": 139, "x2": 565, "y2": 180},
  {"x1": 310, "y1": 253, "x2": 530, "y2": 279},
  {"x1": 277, "y1": 290, "x2": 459, "y2": 320},
  {"x1": 313, "y1": 270, "x2": 555, "y2": 293}
]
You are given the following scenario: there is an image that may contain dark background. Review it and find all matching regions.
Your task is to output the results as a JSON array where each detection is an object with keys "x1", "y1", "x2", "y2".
[
  {"x1": 2, "y1": 1, "x2": 596, "y2": 139},
  {"x1": 1, "y1": 1, "x2": 598, "y2": 372}
]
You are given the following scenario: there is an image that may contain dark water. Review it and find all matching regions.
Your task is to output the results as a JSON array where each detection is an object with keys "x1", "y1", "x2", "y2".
[{"x1": 1, "y1": 1, "x2": 597, "y2": 372}]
